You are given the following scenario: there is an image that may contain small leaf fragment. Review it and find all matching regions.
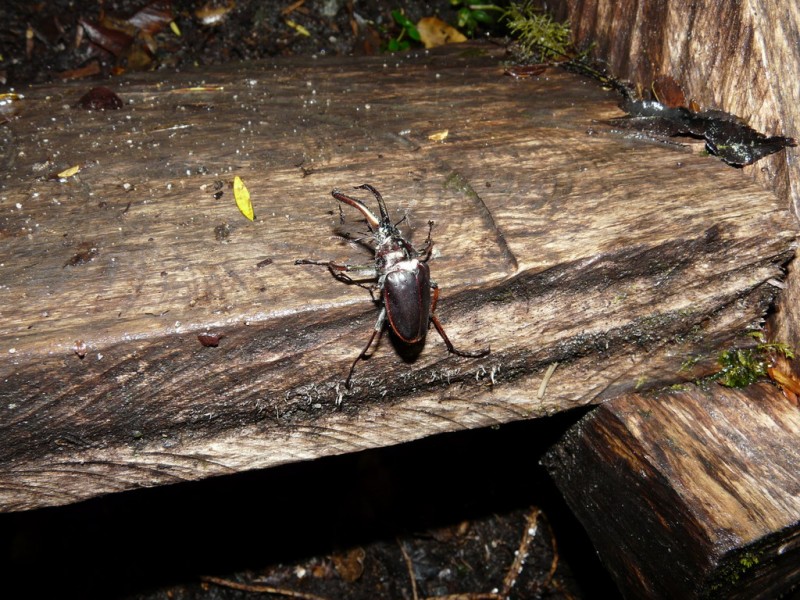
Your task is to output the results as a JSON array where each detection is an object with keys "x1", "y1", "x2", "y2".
[
  {"x1": 73, "y1": 340, "x2": 88, "y2": 359},
  {"x1": 196, "y1": 0, "x2": 236, "y2": 26},
  {"x1": 57, "y1": 164, "x2": 82, "y2": 178},
  {"x1": 286, "y1": 19, "x2": 310, "y2": 36},
  {"x1": 331, "y1": 547, "x2": 366, "y2": 583},
  {"x1": 392, "y1": 10, "x2": 421, "y2": 41},
  {"x1": 233, "y1": 176, "x2": 254, "y2": 221},
  {"x1": 127, "y1": 1, "x2": 174, "y2": 34},
  {"x1": 417, "y1": 16, "x2": 467, "y2": 49},
  {"x1": 428, "y1": 129, "x2": 449, "y2": 142},
  {"x1": 76, "y1": 86, "x2": 123, "y2": 110},
  {"x1": 198, "y1": 333, "x2": 224, "y2": 347}
]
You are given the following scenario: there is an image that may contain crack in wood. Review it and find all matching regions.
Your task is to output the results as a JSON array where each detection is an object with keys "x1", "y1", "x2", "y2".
[{"x1": 443, "y1": 169, "x2": 520, "y2": 273}]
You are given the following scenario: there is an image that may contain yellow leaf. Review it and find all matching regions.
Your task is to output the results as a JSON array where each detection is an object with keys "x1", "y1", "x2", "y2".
[
  {"x1": 285, "y1": 19, "x2": 311, "y2": 37},
  {"x1": 428, "y1": 129, "x2": 449, "y2": 142},
  {"x1": 233, "y1": 176, "x2": 254, "y2": 221},
  {"x1": 57, "y1": 165, "x2": 82, "y2": 178},
  {"x1": 0, "y1": 92, "x2": 23, "y2": 104},
  {"x1": 416, "y1": 16, "x2": 467, "y2": 49}
]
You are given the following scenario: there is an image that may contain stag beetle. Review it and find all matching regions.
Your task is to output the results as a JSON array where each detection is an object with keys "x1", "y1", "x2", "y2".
[{"x1": 296, "y1": 184, "x2": 489, "y2": 388}]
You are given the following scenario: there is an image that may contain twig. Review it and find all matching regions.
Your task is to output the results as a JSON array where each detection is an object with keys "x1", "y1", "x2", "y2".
[
  {"x1": 403, "y1": 505, "x2": 559, "y2": 600},
  {"x1": 423, "y1": 594, "x2": 501, "y2": 600},
  {"x1": 537, "y1": 362, "x2": 559, "y2": 399},
  {"x1": 541, "y1": 513, "x2": 560, "y2": 589},
  {"x1": 201, "y1": 575, "x2": 329, "y2": 600},
  {"x1": 500, "y1": 507, "x2": 541, "y2": 596},
  {"x1": 280, "y1": 0, "x2": 306, "y2": 16},
  {"x1": 398, "y1": 538, "x2": 420, "y2": 600}
]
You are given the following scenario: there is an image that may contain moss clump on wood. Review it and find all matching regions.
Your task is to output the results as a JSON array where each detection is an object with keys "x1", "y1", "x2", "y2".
[
  {"x1": 710, "y1": 339, "x2": 794, "y2": 388},
  {"x1": 504, "y1": 3, "x2": 574, "y2": 62}
]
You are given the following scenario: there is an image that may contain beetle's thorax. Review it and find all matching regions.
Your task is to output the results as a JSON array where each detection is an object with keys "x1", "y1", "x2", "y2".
[
  {"x1": 375, "y1": 221, "x2": 413, "y2": 264},
  {"x1": 378, "y1": 254, "x2": 421, "y2": 292}
]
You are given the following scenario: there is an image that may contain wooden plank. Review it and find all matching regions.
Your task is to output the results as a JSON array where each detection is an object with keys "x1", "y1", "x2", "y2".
[
  {"x1": 562, "y1": 0, "x2": 800, "y2": 207},
  {"x1": 543, "y1": 6, "x2": 800, "y2": 596},
  {"x1": 543, "y1": 383, "x2": 800, "y2": 599},
  {"x1": 0, "y1": 44, "x2": 794, "y2": 510},
  {"x1": 559, "y1": 0, "x2": 800, "y2": 355}
]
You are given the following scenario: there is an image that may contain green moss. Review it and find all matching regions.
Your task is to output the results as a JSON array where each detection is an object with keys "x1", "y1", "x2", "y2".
[
  {"x1": 504, "y1": 3, "x2": 574, "y2": 62},
  {"x1": 739, "y1": 552, "x2": 760, "y2": 569},
  {"x1": 709, "y1": 338, "x2": 796, "y2": 388},
  {"x1": 712, "y1": 348, "x2": 767, "y2": 388},
  {"x1": 451, "y1": 1, "x2": 505, "y2": 37},
  {"x1": 726, "y1": 550, "x2": 762, "y2": 584},
  {"x1": 708, "y1": 547, "x2": 765, "y2": 593},
  {"x1": 679, "y1": 355, "x2": 703, "y2": 372},
  {"x1": 757, "y1": 341, "x2": 795, "y2": 360}
]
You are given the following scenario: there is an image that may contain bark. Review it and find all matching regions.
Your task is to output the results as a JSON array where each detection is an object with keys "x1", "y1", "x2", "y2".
[{"x1": 544, "y1": 383, "x2": 800, "y2": 599}]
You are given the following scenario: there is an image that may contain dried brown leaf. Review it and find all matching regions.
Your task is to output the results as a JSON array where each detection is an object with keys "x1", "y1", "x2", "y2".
[{"x1": 417, "y1": 16, "x2": 466, "y2": 49}]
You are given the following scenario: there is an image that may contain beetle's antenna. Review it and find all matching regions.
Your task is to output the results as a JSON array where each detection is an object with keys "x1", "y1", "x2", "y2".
[
  {"x1": 332, "y1": 188, "x2": 380, "y2": 229},
  {"x1": 356, "y1": 183, "x2": 391, "y2": 225}
]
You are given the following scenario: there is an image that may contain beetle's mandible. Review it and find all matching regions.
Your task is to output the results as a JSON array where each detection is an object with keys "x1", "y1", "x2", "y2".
[{"x1": 296, "y1": 184, "x2": 490, "y2": 388}]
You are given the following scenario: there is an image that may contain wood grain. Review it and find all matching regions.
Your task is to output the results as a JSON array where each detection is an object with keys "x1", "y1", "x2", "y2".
[
  {"x1": 560, "y1": 0, "x2": 800, "y2": 353},
  {"x1": 562, "y1": 0, "x2": 800, "y2": 207},
  {"x1": 544, "y1": 383, "x2": 800, "y2": 599},
  {"x1": 519, "y1": 5, "x2": 800, "y2": 597},
  {"x1": 0, "y1": 44, "x2": 794, "y2": 510}
]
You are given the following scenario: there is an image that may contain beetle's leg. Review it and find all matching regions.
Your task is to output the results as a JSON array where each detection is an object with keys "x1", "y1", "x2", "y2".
[
  {"x1": 430, "y1": 280, "x2": 440, "y2": 313},
  {"x1": 296, "y1": 259, "x2": 378, "y2": 295},
  {"x1": 429, "y1": 283, "x2": 490, "y2": 358},
  {"x1": 296, "y1": 259, "x2": 376, "y2": 278},
  {"x1": 346, "y1": 306, "x2": 387, "y2": 388},
  {"x1": 418, "y1": 220, "x2": 435, "y2": 262},
  {"x1": 325, "y1": 263, "x2": 378, "y2": 288}
]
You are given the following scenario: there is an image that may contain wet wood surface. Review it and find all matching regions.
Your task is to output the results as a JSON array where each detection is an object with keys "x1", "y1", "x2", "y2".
[
  {"x1": 559, "y1": 0, "x2": 800, "y2": 358},
  {"x1": 544, "y1": 4, "x2": 800, "y2": 596},
  {"x1": 562, "y1": 0, "x2": 800, "y2": 209},
  {"x1": 0, "y1": 44, "x2": 795, "y2": 511},
  {"x1": 544, "y1": 383, "x2": 800, "y2": 599}
]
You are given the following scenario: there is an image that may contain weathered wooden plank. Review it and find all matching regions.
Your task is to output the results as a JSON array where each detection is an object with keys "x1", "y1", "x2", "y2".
[
  {"x1": 561, "y1": 0, "x2": 800, "y2": 207},
  {"x1": 0, "y1": 45, "x2": 794, "y2": 511},
  {"x1": 558, "y1": 0, "x2": 800, "y2": 352},
  {"x1": 543, "y1": 383, "x2": 800, "y2": 599},
  {"x1": 541, "y1": 6, "x2": 800, "y2": 597}
]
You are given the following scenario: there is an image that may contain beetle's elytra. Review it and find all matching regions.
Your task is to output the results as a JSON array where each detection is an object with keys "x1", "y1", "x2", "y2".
[{"x1": 296, "y1": 184, "x2": 489, "y2": 388}]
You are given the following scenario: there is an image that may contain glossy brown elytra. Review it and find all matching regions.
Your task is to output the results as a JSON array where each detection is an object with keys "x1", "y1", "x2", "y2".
[{"x1": 296, "y1": 184, "x2": 489, "y2": 388}]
